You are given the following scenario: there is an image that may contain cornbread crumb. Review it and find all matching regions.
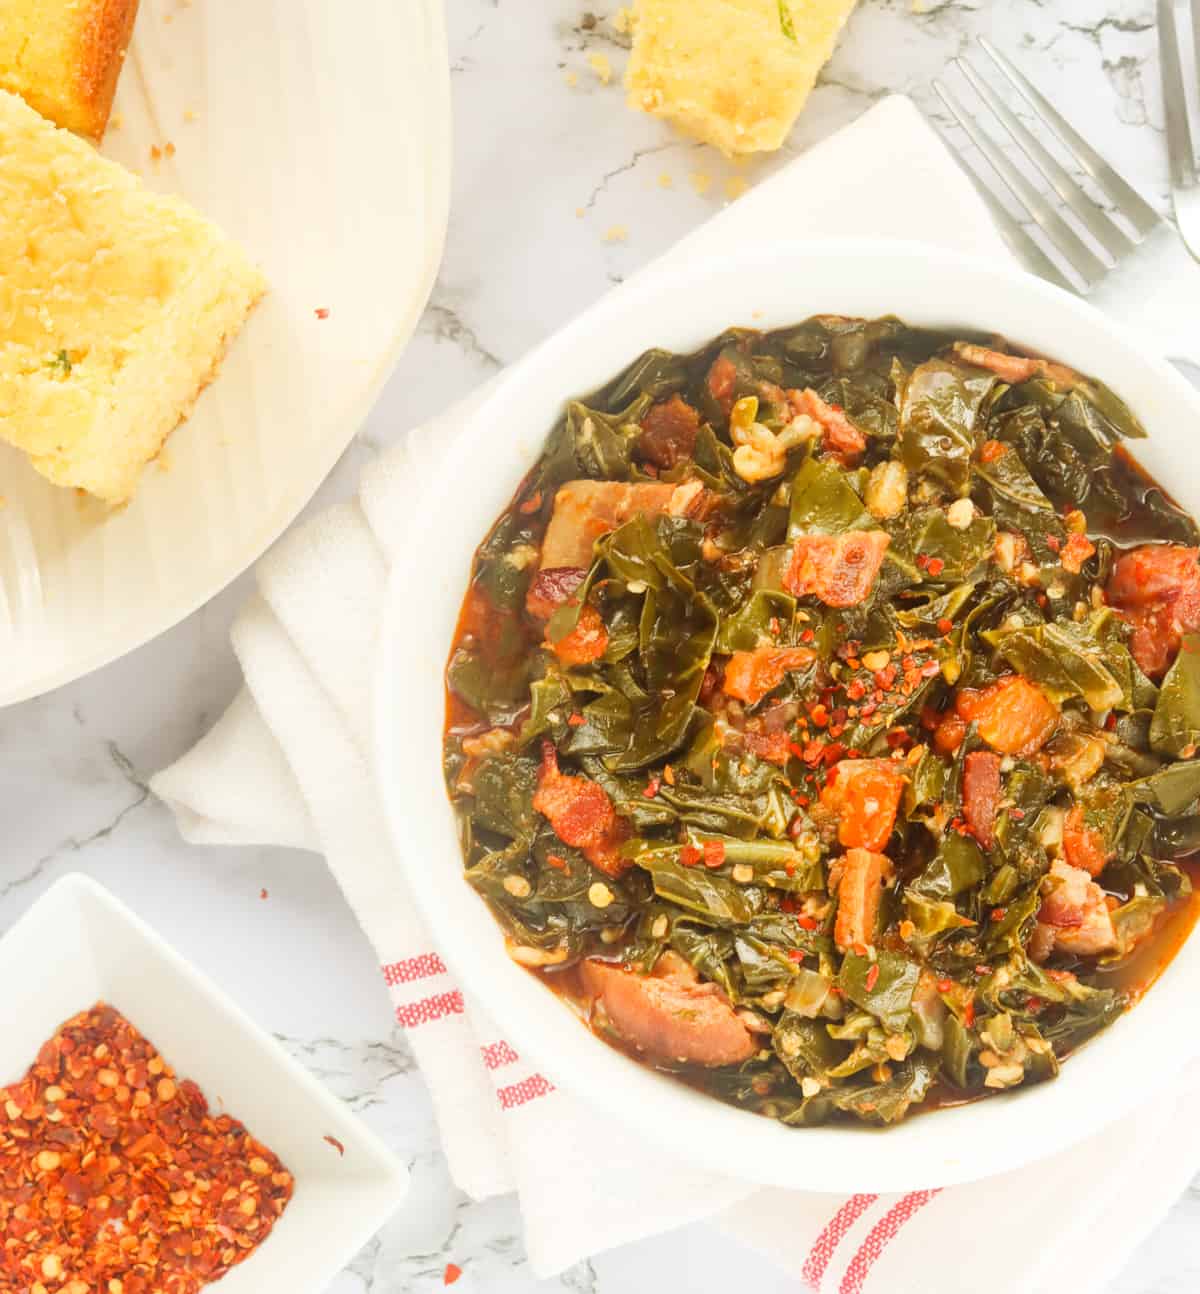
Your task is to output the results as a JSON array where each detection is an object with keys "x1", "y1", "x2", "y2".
[
  {"x1": 588, "y1": 52, "x2": 614, "y2": 84},
  {"x1": 657, "y1": 172, "x2": 673, "y2": 188},
  {"x1": 564, "y1": 70, "x2": 579, "y2": 87},
  {"x1": 0, "y1": 90, "x2": 265, "y2": 503},
  {"x1": 626, "y1": 0, "x2": 859, "y2": 155},
  {"x1": 612, "y1": 7, "x2": 636, "y2": 33},
  {"x1": 184, "y1": 108, "x2": 198, "y2": 122},
  {"x1": 0, "y1": 0, "x2": 140, "y2": 138},
  {"x1": 689, "y1": 170, "x2": 712, "y2": 195},
  {"x1": 602, "y1": 225, "x2": 629, "y2": 242},
  {"x1": 724, "y1": 174, "x2": 749, "y2": 200}
]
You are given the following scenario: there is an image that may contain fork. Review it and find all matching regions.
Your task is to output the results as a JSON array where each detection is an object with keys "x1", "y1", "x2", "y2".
[
  {"x1": 930, "y1": 38, "x2": 1161, "y2": 296},
  {"x1": 1160, "y1": 0, "x2": 1200, "y2": 263}
]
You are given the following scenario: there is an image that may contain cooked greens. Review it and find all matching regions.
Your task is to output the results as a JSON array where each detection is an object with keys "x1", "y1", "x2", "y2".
[{"x1": 443, "y1": 315, "x2": 1200, "y2": 1128}]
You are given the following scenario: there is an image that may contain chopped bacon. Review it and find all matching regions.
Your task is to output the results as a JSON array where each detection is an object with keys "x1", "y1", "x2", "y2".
[
  {"x1": 525, "y1": 566, "x2": 587, "y2": 621},
  {"x1": 953, "y1": 342, "x2": 1041, "y2": 385},
  {"x1": 549, "y1": 604, "x2": 608, "y2": 666},
  {"x1": 721, "y1": 647, "x2": 816, "y2": 706},
  {"x1": 580, "y1": 952, "x2": 755, "y2": 1066},
  {"x1": 1036, "y1": 858, "x2": 1117, "y2": 958},
  {"x1": 742, "y1": 729, "x2": 791, "y2": 765},
  {"x1": 832, "y1": 847, "x2": 891, "y2": 951},
  {"x1": 1060, "y1": 532, "x2": 1096, "y2": 575},
  {"x1": 637, "y1": 394, "x2": 701, "y2": 469},
  {"x1": 962, "y1": 751, "x2": 1002, "y2": 850},
  {"x1": 820, "y1": 759, "x2": 906, "y2": 852},
  {"x1": 788, "y1": 387, "x2": 867, "y2": 460},
  {"x1": 784, "y1": 530, "x2": 891, "y2": 608},
  {"x1": 956, "y1": 675, "x2": 1059, "y2": 756},
  {"x1": 540, "y1": 480, "x2": 677, "y2": 570},
  {"x1": 1106, "y1": 544, "x2": 1200, "y2": 677},
  {"x1": 707, "y1": 354, "x2": 738, "y2": 414},
  {"x1": 532, "y1": 741, "x2": 627, "y2": 876},
  {"x1": 1062, "y1": 804, "x2": 1108, "y2": 877}
]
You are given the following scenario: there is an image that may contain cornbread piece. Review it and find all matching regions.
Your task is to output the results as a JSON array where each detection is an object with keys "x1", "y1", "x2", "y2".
[
  {"x1": 0, "y1": 0, "x2": 140, "y2": 137},
  {"x1": 0, "y1": 90, "x2": 265, "y2": 503},
  {"x1": 626, "y1": 0, "x2": 859, "y2": 155}
]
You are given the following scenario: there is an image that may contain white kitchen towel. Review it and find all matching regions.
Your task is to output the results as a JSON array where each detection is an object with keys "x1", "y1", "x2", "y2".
[{"x1": 151, "y1": 95, "x2": 1200, "y2": 1287}]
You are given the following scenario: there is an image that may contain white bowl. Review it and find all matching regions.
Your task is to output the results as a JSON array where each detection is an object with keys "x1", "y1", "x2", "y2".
[
  {"x1": 0, "y1": 874, "x2": 409, "y2": 1290},
  {"x1": 375, "y1": 239, "x2": 1200, "y2": 1192}
]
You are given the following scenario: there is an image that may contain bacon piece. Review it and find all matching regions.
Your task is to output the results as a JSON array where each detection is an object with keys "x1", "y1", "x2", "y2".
[
  {"x1": 952, "y1": 342, "x2": 1042, "y2": 385},
  {"x1": 1062, "y1": 804, "x2": 1108, "y2": 878},
  {"x1": 525, "y1": 566, "x2": 587, "y2": 621},
  {"x1": 788, "y1": 387, "x2": 867, "y2": 460},
  {"x1": 540, "y1": 480, "x2": 676, "y2": 570},
  {"x1": 784, "y1": 530, "x2": 891, "y2": 608},
  {"x1": 707, "y1": 354, "x2": 737, "y2": 414},
  {"x1": 580, "y1": 952, "x2": 756, "y2": 1066},
  {"x1": 637, "y1": 394, "x2": 701, "y2": 469},
  {"x1": 1106, "y1": 544, "x2": 1200, "y2": 677},
  {"x1": 549, "y1": 604, "x2": 608, "y2": 666},
  {"x1": 956, "y1": 675, "x2": 1059, "y2": 757},
  {"x1": 832, "y1": 847, "x2": 891, "y2": 951},
  {"x1": 1060, "y1": 532, "x2": 1096, "y2": 575},
  {"x1": 742, "y1": 729, "x2": 791, "y2": 765},
  {"x1": 962, "y1": 751, "x2": 1001, "y2": 851},
  {"x1": 1036, "y1": 858, "x2": 1117, "y2": 958},
  {"x1": 721, "y1": 646, "x2": 816, "y2": 707},
  {"x1": 532, "y1": 741, "x2": 627, "y2": 876},
  {"x1": 820, "y1": 759, "x2": 906, "y2": 852}
]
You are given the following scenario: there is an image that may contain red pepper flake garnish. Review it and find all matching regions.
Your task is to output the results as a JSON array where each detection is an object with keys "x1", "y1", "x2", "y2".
[
  {"x1": 787, "y1": 948, "x2": 806, "y2": 961},
  {"x1": 810, "y1": 703, "x2": 829, "y2": 728},
  {"x1": 518, "y1": 491, "x2": 543, "y2": 514},
  {"x1": 445, "y1": 1263, "x2": 464, "y2": 1285},
  {"x1": 936, "y1": 978, "x2": 953, "y2": 993},
  {"x1": 1045, "y1": 534, "x2": 1061, "y2": 553},
  {"x1": 680, "y1": 844, "x2": 703, "y2": 867},
  {"x1": 975, "y1": 964, "x2": 990, "y2": 976},
  {"x1": 643, "y1": 775, "x2": 662, "y2": 798},
  {"x1": 314, "y1": 307, "x2": 330, "y2": 319},
  {"x1": 547, "y1": 854, "x2": 568, "y2": 871},
  {"x1": 920, "y1": 659, "x2": 941, "y2": 677},
  {"x1": 845, "y1": 679, "x2": 866, "y2": 701},
  {"x1": 990, "y1": 907, "x2": 1008, "y2": 922},
  {"x1": 864, "y1": 964, "x2": 880, "y2": 991},
  {"x1": 663, "y1": 763, "x2": 676, "y2": 786},
  {"x1": 702, "y1": 839, "x2": 727, "y2": 869},
  {"x1": 1105, "y1": 713, "x2": 1118, "y2": 731},
  {"x1": 795, "y1": 915, "x2": 818, "y2": 931},
  {"x1": 926, "y1": 557, "x2": 945, "y2": 577},
  {"x1": 1010, "y1": 808, "x2": 1025, "y2": 820},
  {"x1": 937, "y1": 617, "x2": 954, "y2": 636},
  {"x1": 852, "y1": 942, "x2": 869, "y2": 958},
  {"x1": 324, "y1": 1134, "x2": 346, "y2": 1156},
  {"x1": 567, "y1": 713, "x2": 585, "y2": 727},
  {"x1": 801, "y1": 628, "x2": 815, "y2": 643},
  {"x1": 916, "y1": 553, "x2": 930, "y2": 570},
  {"x1": 963, "y1": 999, "x2": 976, "y2": 1027},
  {"x1": 1026, "y1": 996, "x2": 1044, "y2": 1012},
  {"x1": 980, "y1": 439, "x2": 1006, "y2": 463},
  {"x1": 260, "y1": 887, "x2": 269, "y2": 899}
]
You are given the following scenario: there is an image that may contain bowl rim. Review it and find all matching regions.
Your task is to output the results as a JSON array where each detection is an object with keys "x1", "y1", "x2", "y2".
[{"x1": 375, "y1": 236, "x2": 1200, "y2": 1191}]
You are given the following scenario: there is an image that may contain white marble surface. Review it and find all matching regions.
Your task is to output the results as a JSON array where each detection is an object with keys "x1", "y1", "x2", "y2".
[{"x1": 3, "y1": 1, "x2": 1198, "y2": 1290}]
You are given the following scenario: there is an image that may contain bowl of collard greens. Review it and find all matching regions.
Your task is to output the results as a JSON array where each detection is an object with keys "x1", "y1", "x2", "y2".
[{"x1": 376, "y1": 240, "x2": 1200, "y2": 1191}]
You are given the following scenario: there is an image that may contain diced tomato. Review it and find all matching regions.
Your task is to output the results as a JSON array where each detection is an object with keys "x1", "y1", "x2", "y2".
[
  {"x1": 721, "y1": 646, "x2": 816, "y2": 706},
  {"x1": 1060, "y1": 532, "x2": 1096, "y2": 575},
  {"x1": 820, "y1": 759, "x2": 906, "y2": 852},
  {"x1": 1107, "y1": 544, "x2": 1200, "y2": 677},
  {"x1": 637, "y1": 394, "x2": 701, "y2": 469},
  {"x1": 784, "y1": 531, "x2": 891, "y2": 608},
  {"x1": 548, "y1": 604, "x2": 608, "y2": 665},
  {"x1": 532, "y1": 741, "x2": 627, "y2": 876},
  {"x1": 962, "y1": 751, "x2": 1001, "y2": 850},
  {"x1": 832, "y1": 847, "x2": 890, "y2": 951},
  {"x1": 952, "y1": 342, "x2": 1041, "y2": 385},
  {"x1": 956, "y1": 675, "x2": 1059, "y2": 756},
  {"x1": 1036, "y1": 859, "x2": 1117, "y2": 958},
  {"x1": 1062, "y1": 804, "x2": 1108, "y2": 877},
  {"x1": 580, "y1": 953, "x2": 755, "y2": 1066},
  {"x1": 788, "y1": 387, "x2": 867, "y2": 460},
  {"x1": 933, "y1": 712, "x2": 967, "y2": 755},
  {"x1": 525, "y1": 566, "x2": 587, "y2": 621},
  {"x1": 979, "y1": 439, "x2": 1007, "y2": 463},
  {"x1": 707, "y1": 354, "x2": 738, "y2": 414}
]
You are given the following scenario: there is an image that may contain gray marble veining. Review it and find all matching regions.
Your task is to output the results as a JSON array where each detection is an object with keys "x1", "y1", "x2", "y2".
[{"x1": 2, "y1": 1, "x2": 1196, "y2": 1290}]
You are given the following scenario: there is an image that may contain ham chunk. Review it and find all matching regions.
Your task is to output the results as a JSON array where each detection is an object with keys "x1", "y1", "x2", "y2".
[
  {"x1": 788, "y1": 388, "x2": 866, "y2": 460},
  {"x1": 784, "y1": 530, "x2": 891, "y2": 608},
  {"x1": 540, "y1": 479, "x2": 704, "y2": 570},
  {"x1": 722, "y1": 647, "x2": 816, "y2": 706},
  {"x1": 820, "y1": 759, "x2": 906, "y2": 852},
  {"x1": 962, "y1": 751, "x2": 1002, "y2": 850},
  {"x1": 637, "y1": 394, "x2": 701, "y2": 469},
  {"x1": 832, "y1": 847, "x2": 891, "y2": 951},
  {"x1": 581, "y1": 952, "x2": 756, "y2": 1067},
  {"x1": 1106, "y1": 544, "x2": 1200, "y2": 677},
  {"x1": 952, "y1": 342, "x2": 1041, "y2": 385},
  {"x1": 532, "y1": 741, "x2": 627, "y2": 877},
  {"x1": 1035, "y1": 859, "x2": 1117, "y2": 958},
  {"x1": 956, "y1": 675, "x2": 1059, "y2": 756},
  {"x1": 525, "y1": 566, "x2": 587, "y2": 621}
]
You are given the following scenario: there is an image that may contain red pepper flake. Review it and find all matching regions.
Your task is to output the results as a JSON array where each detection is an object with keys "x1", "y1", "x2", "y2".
[
  {"x1": 567, "y1": 713, "x2": 585, "y2": 727},
  {"x1": 518, "y1": 491, "x2": 543, "y2": 514},
  {"x1": 926, "y1": 557, "x2": 945, "y2": 577},
  {"x1": 1010, "y1": 808, "x2": 1025, "y2": 820},
  {"x1": 1036, "y1": 592, "x2": 1049, "y2": 608},
  {"x1": 936, "y1": 978, "x2": 953, "y2": 993},
  {"x1": 975, "y1": 964, "x2": 990, "y2": 976},
  {"x1": 916, "y1": 553, "x2": 930, "y2": 570},
  {"x1": 801, "y1": 628, "x2": 815, "y2": 643},
  {"x1": 920, "y1": 659, "x2": 941, "y2": 677},
  {"x1": 547, "y1": 854, "x2": 568, "y2": 871},
  {"x1": 990, "y1": 907, "x2": 1008, "y2": 922},
  {"x1": 963, "y1": 999, "x2": 976, "y2": 1027},
  {"x1": 702, "y1": 839, "x2": 727, "y2": 869},
  {"x1": 1105, "y1": 713, "x2": 1118, "y2": 731},
  {"x1": 937, "y1": 617, "x2": 954, "y2": 636},
  {"x1": 980, "y1": 439, "x2": 1006, "y2": 463},
  {"x1": 830, "y1": 403, "x2": 844, "y2": 412},
  {"x1": 784, "y1": 860, "x2": 797, "y2": 876},
  {"x1": 769, "y1": 616, "x2": 781, "y2": 635},
  {"x1": 259, "y1": 887, "x2": 269, "y2": 900},
  {"x1": 1045, "y1": 534, "x2": 1061, "y2": 552},
  {"x1": 809, "y1": 703, "x2": 829, "y2": 728},
  {"x1": 787, "y1": 948, "x2": 806, "y2": 961},
  {"x1": 852, "y1": 942, "x2": 869, "y2": 958},
  {"x1": 324, "y1": 1134, "x2": 346, "y2": 1156},
  {"x1": 864, "y1": 964, "x2": 880, "y2": 991},
  {"x1": 1026, "y1": 996, "x2": 1044, "y2": 1012},
  {"x1": 846, "y1": 679, "x2": 867, "y2": 701},
  {"x1": 680, "y1": 844, "x2": 703, "y2": 867},
  {"x1": 314, "y1": 307, "x2": 330, "y2": 319},
  {"x1": 795, "y1": 915, "x2": 818, "y2": 931},
  {"x1": 445, "y1": 1263, "x2": 464, "y2": 1285},
  {"x1": 643, "y1": 775, "x2": 661, "y2": 798}
]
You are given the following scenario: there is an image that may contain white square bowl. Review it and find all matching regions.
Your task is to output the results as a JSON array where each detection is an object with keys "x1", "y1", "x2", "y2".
[{"x1": 0, "y1": 873, "x2": 408, "y2": 1292}]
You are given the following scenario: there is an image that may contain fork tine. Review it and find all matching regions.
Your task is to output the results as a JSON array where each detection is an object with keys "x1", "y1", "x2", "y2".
[
  {"x1": 1160, "y1": 0, "x2": 1198, "y2": 189},
  {"x1": 961, "y1": 169, "x2": 1079, "y2": 293},
  {"x1": 954, "y1": 57, "x2": 1134, "y2": 261},
  {"x1": 933, "y1": 79, "x2": 1108, "y2": 286},
  {"x1": 978, "y1": 36, "x2": 1160, "y2": 237}
]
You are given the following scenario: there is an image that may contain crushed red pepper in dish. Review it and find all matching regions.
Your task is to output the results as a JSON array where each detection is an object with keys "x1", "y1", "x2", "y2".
[
  {"x1": 0, "y1": 1002, "x2": 293, "y2": 1293},
  {"x1": 443, "y1": 316, "x2": 1200, "y2": 1127}
]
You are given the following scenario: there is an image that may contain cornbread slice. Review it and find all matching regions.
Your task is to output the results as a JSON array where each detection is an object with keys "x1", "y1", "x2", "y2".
[
  {"x1": 0, "y1": 0, "x2": 140, "y2": 138},
  {"x1": 0, "y1": 90, "x2": 265, "y2": 504},
  {"x1": 626, "y1": 0, "x2": 859, "y2": 155}
]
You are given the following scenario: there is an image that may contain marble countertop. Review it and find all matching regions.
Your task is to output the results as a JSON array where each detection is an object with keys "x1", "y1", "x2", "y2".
[{"x1": 3, "y1": 1, "x2": 1197, "y2": 1290}]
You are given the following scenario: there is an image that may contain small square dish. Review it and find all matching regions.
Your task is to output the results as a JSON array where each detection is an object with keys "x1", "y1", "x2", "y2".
[{"x1": 0, "y1": 873, "x2": 408, "y2": 1292}]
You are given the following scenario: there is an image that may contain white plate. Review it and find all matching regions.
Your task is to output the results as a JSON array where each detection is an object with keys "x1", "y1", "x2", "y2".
[
  {"x1": 0, "y1": 0, "x2": 450, "y2": 706},
  {"x1": 0, "y1": 874, "x2": 409, "y2": 1290},
  {"x1": 375, "y1": 239, "x2": 1200, "y2": 1192}
]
